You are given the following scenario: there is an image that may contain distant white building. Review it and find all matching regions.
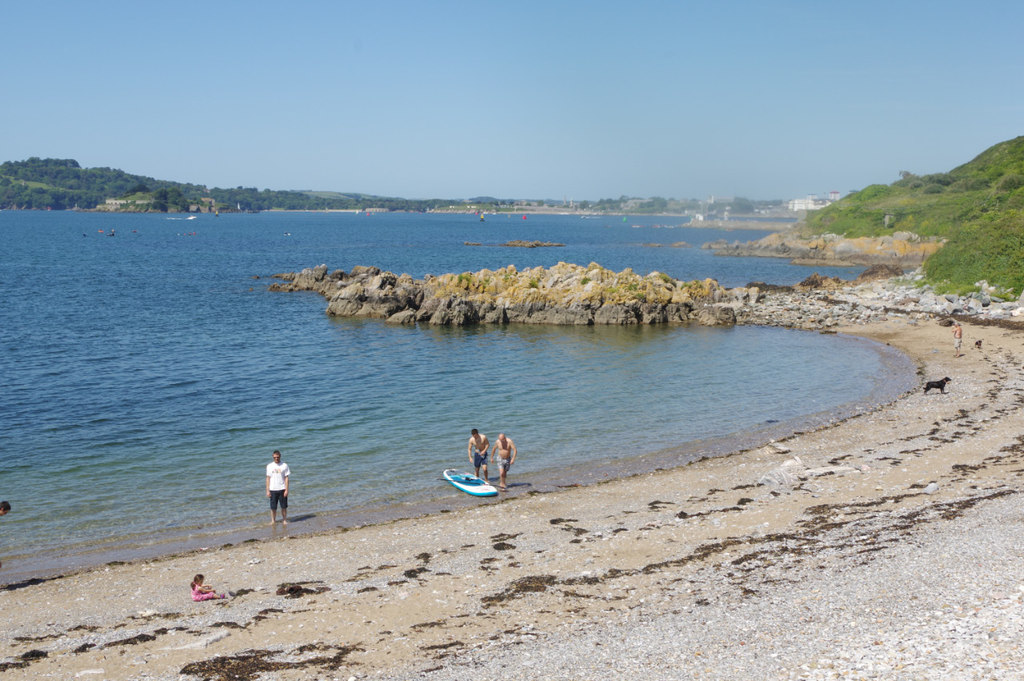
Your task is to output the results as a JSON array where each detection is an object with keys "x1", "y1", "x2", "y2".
[{"x1": 788, "y1": 195, "x2": 830, "y2": 211}]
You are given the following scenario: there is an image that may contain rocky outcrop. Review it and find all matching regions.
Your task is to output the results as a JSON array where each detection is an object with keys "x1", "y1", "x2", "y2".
[
  {"x1": 642, "y1": 242, "x2": 691, "y2": 248},
  {"x1": 501, "y1": 240, "x2": 565, "y2": 248},
  {"x1": 463, "y1": 240, "x2": 566, "y2": 248},
  {"x1": 270, "y1": 263, "x2": 1024, "y2": 332},
  {"x1": 854, "y1": 264, "x2": 907, "y2": 282},
  {"x1": 269, "y1": 262, "x2": 748, "y2": 327},
  {"x1": 704, "y1": 230, "x2": 944, "y2": 268}
]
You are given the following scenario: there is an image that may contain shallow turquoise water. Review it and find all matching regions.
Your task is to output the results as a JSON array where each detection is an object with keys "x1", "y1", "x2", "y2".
[{"x1": 0, "y1": 211, "x2": 912, "y2": 576}]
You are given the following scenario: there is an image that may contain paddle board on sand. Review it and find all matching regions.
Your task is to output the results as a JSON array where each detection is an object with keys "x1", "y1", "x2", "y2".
[{"x1": 443, "y1": 469, "x2": 498, "y2": 497}]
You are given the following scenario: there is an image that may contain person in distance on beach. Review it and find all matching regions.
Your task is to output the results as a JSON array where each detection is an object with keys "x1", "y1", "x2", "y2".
[
  {"x1": 0, "y1": 500, "x2": 9, "y2": 568},
  {"x1": 952, "y1": 321, "x2": 963, "y2": 358},
  {"x1": 265, "y1": 450, "x2": 290, "y2": 525},
  {"x1": 468, "y1": 429, "x2": 490, "y2": 482},
  {"x1": 491, "y1": 433, "x2": 517, "y2": 492}
]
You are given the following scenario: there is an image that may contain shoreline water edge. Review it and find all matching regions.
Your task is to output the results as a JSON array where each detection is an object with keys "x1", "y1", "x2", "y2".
[
  {"x1": 1, "y1": 264, "x2": 930, "y2": 582},
  {"x1": 4, "y1": 273, "x2": 1024, "y2": 679}
]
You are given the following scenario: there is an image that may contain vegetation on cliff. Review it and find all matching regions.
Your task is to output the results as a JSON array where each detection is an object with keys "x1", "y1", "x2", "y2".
[
  {"x1": 0, "y1": 158, "x2": 461, "y2": 212},
  {"x1": 804, "y1": 136, "x2": 1024, "y2": 294},
  {"x1": 0, "y1": 158, "x2": 205, "y2": 211}
]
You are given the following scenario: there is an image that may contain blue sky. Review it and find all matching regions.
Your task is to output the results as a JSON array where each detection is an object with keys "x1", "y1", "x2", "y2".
[{"x1": 4, "y1": 1, "x2": 1022, "y2": 200}]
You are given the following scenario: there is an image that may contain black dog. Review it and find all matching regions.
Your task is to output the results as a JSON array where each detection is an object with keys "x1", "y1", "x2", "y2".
[
  {"x1": 924, "y1": 377, "x2": 952, "y2": 394},
  {"x1": 975, "y1": 339, "x2": 983, "y2": 350}
]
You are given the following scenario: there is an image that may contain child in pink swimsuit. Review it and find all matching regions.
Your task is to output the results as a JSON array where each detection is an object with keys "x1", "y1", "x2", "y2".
[{"x1": 190, "y1": 574, "x2": 227, "y2": 601}]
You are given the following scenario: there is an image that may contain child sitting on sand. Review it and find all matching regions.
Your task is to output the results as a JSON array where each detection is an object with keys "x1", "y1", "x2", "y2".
[{"x1": 190, "y1": 574, "x2": 227, "y2": 601}]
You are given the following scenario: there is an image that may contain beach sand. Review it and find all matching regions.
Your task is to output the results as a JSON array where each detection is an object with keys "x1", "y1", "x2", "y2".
[{"x1": 3, "y1": 317, "x2": 1024, "y2": 680}]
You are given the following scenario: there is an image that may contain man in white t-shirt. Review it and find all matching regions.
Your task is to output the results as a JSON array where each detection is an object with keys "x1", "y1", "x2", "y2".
[{"x1": 265, "y1": 450, "x2": 290, "y2": 525}]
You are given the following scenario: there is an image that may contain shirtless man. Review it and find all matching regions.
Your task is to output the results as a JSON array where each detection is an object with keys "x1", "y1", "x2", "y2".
[
  {"x1": 468, "y1": 429, "x2": 490, "y2": 481},
  {"x1": 490, "y1": 433, "x2": 517, "y2": 491},
  {"x1": 952, "y1": 321, "x2": 963, "y2": 358}
]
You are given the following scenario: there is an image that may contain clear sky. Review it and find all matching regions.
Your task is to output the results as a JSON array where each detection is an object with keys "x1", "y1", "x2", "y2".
[{"x1": 4, "y1": 1, "x2": 1022, "y2": 201}]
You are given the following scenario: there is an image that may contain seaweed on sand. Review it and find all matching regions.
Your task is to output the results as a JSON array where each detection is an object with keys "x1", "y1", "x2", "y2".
[{"x1": 180, "y1": 644, "x2": 361, "y2": 680}]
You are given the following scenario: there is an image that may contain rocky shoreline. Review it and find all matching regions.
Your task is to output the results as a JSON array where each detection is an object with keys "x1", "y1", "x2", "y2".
[
  {"x1": 269, "y1": 261, "x2": 1024, "y2": 331},
  {"x1": 703, "y1": 229, "x2": 945, "y2": 268}
]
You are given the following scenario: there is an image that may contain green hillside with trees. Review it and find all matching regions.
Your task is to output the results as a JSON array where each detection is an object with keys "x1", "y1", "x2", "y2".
[
  {"x1": 0, "y1": 158, "x2": 206, "y2": 211},
  {"x1": 0, "y1": 157, "x2": 773, "y2": 216},
  {"x1": 0, "y1": 158, "x2": 457, "y2": 212},
  {"x1": 805, "y1": 136, "x2": 1024, "y2": 294}
]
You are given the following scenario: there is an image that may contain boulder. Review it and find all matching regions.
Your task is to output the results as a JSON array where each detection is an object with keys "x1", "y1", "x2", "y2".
[
  {"x1": 593, "y1": 303, "x2": 641, "y2": 325},
  {"x1": 428, "y1": 298, "x2": 481, "y2": 326},
  {"x1": 694, "y1": 304, "x2": 737, "y2": 326},
  {"x1": 855, "y1": 264, "x2": 905, "y2": 282},
  {"x1": 385, "y1": 309, "x2": 418, "y2": 325},
  {"x1": 797, "y1": 273, "x2": 844, "y2": 290}
]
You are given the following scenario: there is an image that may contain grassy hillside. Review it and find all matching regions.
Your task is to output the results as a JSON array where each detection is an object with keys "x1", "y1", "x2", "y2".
[{"x1": 805, "y1": 136, "x2": 1024, "y2": 294}]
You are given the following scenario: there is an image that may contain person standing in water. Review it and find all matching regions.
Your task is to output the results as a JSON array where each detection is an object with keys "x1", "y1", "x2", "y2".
[
  {"x1": 265, "y1": 450, "x2": 290, "y2": 525},
  {"x1": 491, "y1": 433, "x2": 517, "y2": 492},
  {"x1": 468, "y1": 429, "x2": 490, "y2": 481},
  {"x1": 0, "y1": 501, "x2": 9, "y2": 569}
]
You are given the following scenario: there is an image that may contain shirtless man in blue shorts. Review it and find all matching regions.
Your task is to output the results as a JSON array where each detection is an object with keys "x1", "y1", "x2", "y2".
[{"x1": 468, "y1": 429, "x2": 490, "y2": 482}]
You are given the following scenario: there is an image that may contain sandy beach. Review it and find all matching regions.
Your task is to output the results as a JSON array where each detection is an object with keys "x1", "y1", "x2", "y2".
[{"x1": 3, "y1": 315, "x2": 1024, "y2": 680}]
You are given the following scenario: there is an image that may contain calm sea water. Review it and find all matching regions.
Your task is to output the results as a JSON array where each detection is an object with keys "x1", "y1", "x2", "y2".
[{"x1": 0, "y1": 210, "x2": 914, "y2": 579}]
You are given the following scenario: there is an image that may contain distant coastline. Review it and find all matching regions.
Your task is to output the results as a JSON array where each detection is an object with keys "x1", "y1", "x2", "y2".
[{"x1": 7, "y1": 204, "x2": 800, "y2": 228}]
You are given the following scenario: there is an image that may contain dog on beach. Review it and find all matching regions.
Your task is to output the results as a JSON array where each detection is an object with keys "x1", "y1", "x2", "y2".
[
  {"x1": 975, "y1": 339, "x2": 983, "y2": 350},
  {"x1": 924, "y1": 377, "x2": 952, "y2": 394}
]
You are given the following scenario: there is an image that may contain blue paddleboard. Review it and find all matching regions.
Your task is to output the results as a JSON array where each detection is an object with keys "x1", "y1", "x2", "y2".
[{"x1": 443, "y1": 469, "x2": 498, "y2": 497}]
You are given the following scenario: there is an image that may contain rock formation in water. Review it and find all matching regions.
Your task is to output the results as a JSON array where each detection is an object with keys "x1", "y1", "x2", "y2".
[
  {"x1": 268, "y1": 262, "x2": 752, "y2": 327},
  {"x1": 269, "y1": 262, "x2": 1024, "y2": 331}
]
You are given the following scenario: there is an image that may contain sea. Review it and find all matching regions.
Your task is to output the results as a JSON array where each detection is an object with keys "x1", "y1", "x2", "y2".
[{"x1": 0, "y1": 210, "x2": 917, "y2": 581}]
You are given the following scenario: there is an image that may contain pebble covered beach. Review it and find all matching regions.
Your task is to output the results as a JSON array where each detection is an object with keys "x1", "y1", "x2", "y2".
[{"x1": 3, "y1": 283, "x2": 1024, "y2": 680}]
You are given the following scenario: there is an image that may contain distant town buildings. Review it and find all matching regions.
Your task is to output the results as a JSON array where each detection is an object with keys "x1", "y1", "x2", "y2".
[{"x1": 788, "y1": 190, "x2": 841, "y2": 211}]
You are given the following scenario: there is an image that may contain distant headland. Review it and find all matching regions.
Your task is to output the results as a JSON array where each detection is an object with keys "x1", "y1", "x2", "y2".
[{"x1": 0, "y1": 157, "x2": 793, "y2": 219}]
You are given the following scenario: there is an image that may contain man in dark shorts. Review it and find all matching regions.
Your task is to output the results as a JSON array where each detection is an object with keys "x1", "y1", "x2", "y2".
[
  {"x1": 468, "y1": 429, "x2": 490, "y2": 482},
  {"x1": 0, "y1": 500, "x2": 9, "y2": 568},
  {"x1": 265, "y1": 450, "x2": 290, "y2": 525}
]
